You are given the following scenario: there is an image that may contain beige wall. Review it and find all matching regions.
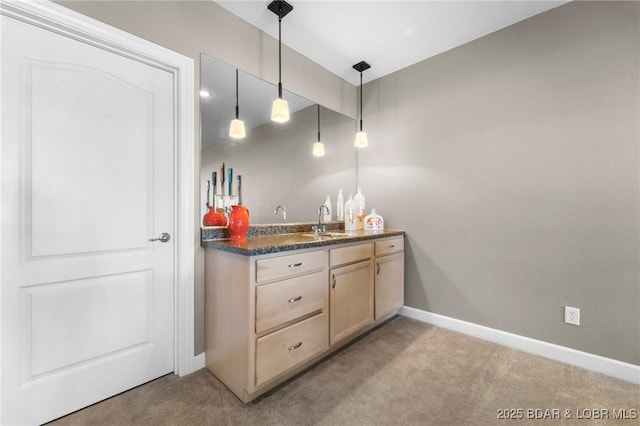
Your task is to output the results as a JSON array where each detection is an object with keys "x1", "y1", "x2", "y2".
[
  {"x1": 359, "y1": 1, "x2": 639, "y2": 364},
  {"x1": 56, "y1": 0, "x2": 356, "y2": 355},
  {"x1": 58, "y1": 1, "x2": 640, "y2": 365}
]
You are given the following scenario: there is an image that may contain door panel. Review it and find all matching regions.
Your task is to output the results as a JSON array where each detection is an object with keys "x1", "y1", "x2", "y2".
[
  {"x1": 329, "y1": 259, "x2": 374, "y2": 345},
  {"x1": 29, "y1": 60, "x2": 152, "y2": 257},
  {"x1": 2, "y1": 13, "x2": 175, "y2": 425},
  {"x1": 28, "y1": 271, "x2": 152, "y2": 376},
  {"x1": 375, "y1": 253, "x2": 405, "y2": 319}
]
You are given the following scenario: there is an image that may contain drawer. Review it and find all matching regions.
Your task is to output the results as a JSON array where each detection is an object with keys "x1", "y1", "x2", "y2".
[
  {"x1": 255, "y1": 312, "x2": 328, "y2": 387},
  {"x1": 256, "y1": 250, "x2": 326, "y2": 283},
  {"x1": 375, "y1": 237, "x2": 404, "y2": 256},
  {"x1": 256, "y1": 271, "x2": 328, "y2": 334},
  {"x1": 329, "y1": 243, "x2": 373, "y2": 267}
]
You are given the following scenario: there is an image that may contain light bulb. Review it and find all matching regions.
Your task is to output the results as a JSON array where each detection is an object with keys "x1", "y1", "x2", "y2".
[
  {"x1": 271, "y1": 98, "x2": 290, "y2": 123},
  {"x1": 313, "y1": 142, "x2": 325, "y2": 157},
  {"x1": 354, "y1": 131, "x2": 368, "y2": 148},
  {"x1": 229, "y1": 119, "x2": 246, "y2": 139}
]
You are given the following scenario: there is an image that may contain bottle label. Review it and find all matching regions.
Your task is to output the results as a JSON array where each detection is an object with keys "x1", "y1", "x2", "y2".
[{"x1": 364, "y1": 215, "x2": 383, "y2": 231}]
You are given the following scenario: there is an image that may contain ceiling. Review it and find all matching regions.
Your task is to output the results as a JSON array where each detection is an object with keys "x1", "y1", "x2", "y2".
[{"x1": 216, "y1": 0, "x2": 569, "y2": 86}]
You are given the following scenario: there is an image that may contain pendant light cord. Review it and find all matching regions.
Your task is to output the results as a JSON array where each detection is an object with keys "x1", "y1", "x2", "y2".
[
  {"x1": 359, "y1": 72, "x2": 363, "y2": 131},
  {"x1": 317, "y1": 104, "x2": 321, "y2": 142},
  {"x1": 278, "y1": 13, "x2": 283, "y2": 99},
  {"x1": 235, "y1": 69, "x2": 240, "y2": 120}
]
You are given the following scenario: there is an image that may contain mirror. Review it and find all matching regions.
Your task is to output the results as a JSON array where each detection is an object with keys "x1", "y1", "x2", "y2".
[{"x1": 200, "y1": 54, "x2": 357, "y2": 224}]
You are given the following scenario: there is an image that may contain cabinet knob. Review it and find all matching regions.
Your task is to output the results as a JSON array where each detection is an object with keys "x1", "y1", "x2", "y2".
[
  {"x1": 288, "y1": 296, "x2": 303, "y2": 303},
  {"x1": 288, "y1": 341, "x2": 303, "y2": 351}
]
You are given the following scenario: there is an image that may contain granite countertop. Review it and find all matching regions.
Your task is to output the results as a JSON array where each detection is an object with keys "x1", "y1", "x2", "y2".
[{"x1": 201, "y1": 229, "x2": 405, "y2": 256}]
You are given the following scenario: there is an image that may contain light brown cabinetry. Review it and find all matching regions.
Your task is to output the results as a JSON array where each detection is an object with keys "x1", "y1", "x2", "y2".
[
  {"x1": 374, "y1": 237, "x2": 405, "y2": 319},
  {"x1": 205, "y1": 248, "x2": 328, "y2": 402},
  {"x1": 204, "y1": 234, "x2": 404, "y2": 403},
  {"x1": 329, "y1": 243, "x2": 374, "y2": 345},
  {"x1": 256, "y1": 312, "x2": 328, "y2": 386}
]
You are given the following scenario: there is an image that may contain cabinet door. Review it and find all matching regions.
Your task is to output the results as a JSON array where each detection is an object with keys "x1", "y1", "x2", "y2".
[
  {"x1": 375, "y1": 252, "x2": 405, "y2": 319},
  {"x1": 330, "y1": 260, "x2": 374, "y2": 345}
]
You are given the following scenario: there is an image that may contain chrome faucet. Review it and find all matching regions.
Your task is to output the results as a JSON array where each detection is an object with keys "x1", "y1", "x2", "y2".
[
  {"x1": 313, "y1": 205, "x2": 329, "y2": 235},
  {"x1": 274, "y1": 205, "x2": 287, "y2": 223}
]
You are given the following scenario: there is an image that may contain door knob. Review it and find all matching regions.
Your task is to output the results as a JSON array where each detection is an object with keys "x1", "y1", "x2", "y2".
[{"x1": 149, "y1": 232, "x2": 171, "y2": 243}]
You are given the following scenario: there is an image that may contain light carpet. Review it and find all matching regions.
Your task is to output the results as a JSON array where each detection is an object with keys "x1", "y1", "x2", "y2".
[{"x1": 49, "y1": 316, "x2": 639, "y2": 425}]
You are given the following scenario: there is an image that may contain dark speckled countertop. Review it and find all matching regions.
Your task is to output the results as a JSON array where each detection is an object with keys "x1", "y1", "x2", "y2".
[{"x1": 201, "y1": 228, "x2": 405, "y2": 256}]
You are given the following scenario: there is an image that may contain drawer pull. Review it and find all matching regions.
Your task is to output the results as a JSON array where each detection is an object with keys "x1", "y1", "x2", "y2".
[
  {"x1": 389, "y1": 244, "x2": 396, "y2": 248},
  {"x1": 287, "y1": 296, "x2": 303, "y2": 303},
  {"x1": 288, "y1": 262, "x2": 303, "y2": 268},
  {"x1": 288, "y1": 341, "x2": 303, "y2": 351}
]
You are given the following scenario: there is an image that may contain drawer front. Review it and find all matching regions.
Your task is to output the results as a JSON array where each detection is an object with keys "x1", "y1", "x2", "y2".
[
  {"x1": 256, "y1": 271, "x2": 328, "y2": 334},
  {"x1": 256, "y1": 250, "x2": 326, "y2": 283},
  {"x1": 375, "y1": 237, "x2": 404, "y2": 256},
  {"x1": 329, "y1": 243, "x2": 373, "y2": 267},
  {"x1": 256, "y1": 312, "x2": 328, "y2": 387}
]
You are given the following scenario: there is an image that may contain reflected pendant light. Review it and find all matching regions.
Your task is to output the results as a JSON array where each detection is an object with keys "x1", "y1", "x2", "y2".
[
  {"x1": 353, "y1": 61, "x2": 371, "y2": 147},
  {"x1": 229, "y1": 69, "x2": 246, "y2": 139},
  {"x1": 313, "y1": 104, "x2": 325, "y2": 157},
  {"x1": 268, "y1": 0, "x2": 293, "y2": 123}
]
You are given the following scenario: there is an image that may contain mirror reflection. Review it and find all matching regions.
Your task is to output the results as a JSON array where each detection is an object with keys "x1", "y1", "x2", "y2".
[{"x1": 200, "y1": 54, "x2": 357, "y2": 224}]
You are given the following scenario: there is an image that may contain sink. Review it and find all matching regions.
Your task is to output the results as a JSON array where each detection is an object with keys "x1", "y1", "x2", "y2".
[{"x1": 301, "y1": 232, "x2": 356, "y2": 240}]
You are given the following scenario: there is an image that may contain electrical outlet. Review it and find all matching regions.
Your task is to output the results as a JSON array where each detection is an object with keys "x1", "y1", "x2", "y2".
[{"x1": 564, "y1": 306, "x2": 580, "y2": 326}]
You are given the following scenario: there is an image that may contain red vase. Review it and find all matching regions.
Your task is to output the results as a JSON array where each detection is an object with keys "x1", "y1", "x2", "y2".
[
  {"x1": 203, "y1": 205, "x2": 227, "y2": 226},
  {"x1": 228, "y1": 205, "x2": 250, "y2": 241}
]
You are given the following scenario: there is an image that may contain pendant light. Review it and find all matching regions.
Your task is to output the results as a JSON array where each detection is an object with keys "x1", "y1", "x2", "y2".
[
  {"x1": 268, "y1": 1, "x2": 293, "y2": 123},
  {"x1": 313, "y1": 104, "x2": 325, "y2": 157},
  {"x1": 229, "y1": 69, "x2": 246, "y2": 139},
  {"x1": 353, "y1": 61, "x2": 371, "y2": 147}
]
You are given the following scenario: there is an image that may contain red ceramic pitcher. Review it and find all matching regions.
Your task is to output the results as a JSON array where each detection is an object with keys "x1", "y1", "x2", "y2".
[
  {"x1": 203, "y1": 205, "x2": 227, "y2": 226},
  {"x1": 228, "y1": 205, "x2": 250, "y2": 241}
]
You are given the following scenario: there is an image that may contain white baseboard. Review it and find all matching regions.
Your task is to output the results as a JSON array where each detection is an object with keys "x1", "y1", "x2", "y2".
[
  {"x1": 193, "y1": 353, "x2": 206, "y2": 371},
  {"x1": 400, "y1": 306, "x2": 640, "y2": 385}
]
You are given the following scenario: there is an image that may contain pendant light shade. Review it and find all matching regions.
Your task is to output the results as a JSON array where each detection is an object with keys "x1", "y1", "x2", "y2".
[
  {"x1": 268, "y1": 1, "x2": 293, "y2": 123},
  {"x1": 353, "y1": 61, "x2": 371, "y2": 148},
  {"x1": 313, "y1": 142, "x2": 326, "y2": 156},
  {"x1": 229, "y1": 119, "x2": 246, "y2": 139},
  {"x1": 271, "y1": 98, "x2": 290, "y2": 123},
  {"x1": 229, "y1": 69, "x2": 246, "y2": 139},
  {"x1": 313, "y1": 104, "x2": 325, "y2": 157},
  {"x1": 354, "y1": 131, "x2": 368, "y2": 148}
]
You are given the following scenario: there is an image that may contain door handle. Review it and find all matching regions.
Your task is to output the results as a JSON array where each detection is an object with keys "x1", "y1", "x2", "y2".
[
  {"x1": 149, "y1": 232, "x2": 171, "y2": 243},
  {"x1": 376, "y1": 263, "x2": 381, "y2": 275},
  {"x1": 332, "y1": 274, "x2": 336, "y2": 289}
]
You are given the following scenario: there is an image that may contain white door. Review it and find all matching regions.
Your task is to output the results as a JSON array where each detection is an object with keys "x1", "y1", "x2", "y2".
[{"x1": 1, "y1": 10, "x2": 175, "y2": 426}]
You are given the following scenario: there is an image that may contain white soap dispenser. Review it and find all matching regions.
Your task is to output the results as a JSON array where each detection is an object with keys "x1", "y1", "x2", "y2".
[
  {"x1": 336, "y1": 189, "x2": 344, "y2": 221},
  {"x1": 324, "y1": 195, "x2": 332, "y2": 222}
]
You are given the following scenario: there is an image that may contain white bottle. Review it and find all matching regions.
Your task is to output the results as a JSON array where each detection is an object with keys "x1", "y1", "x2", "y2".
[
  {"x1": 364, "y1": 209, "x2": 384, "y2": 231},
  {"x1": 324, "y1": 195, "x2": 332, "y2": 222},
  {"x1": 344, "y1": 194, "x2": 357, "y2": 231},
  {"x1": 354, "y1": 187, "x2": 366, "y2": 230},
  {"x1": 336, "y1": 189, "x2": 344, "y2": 221}
]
